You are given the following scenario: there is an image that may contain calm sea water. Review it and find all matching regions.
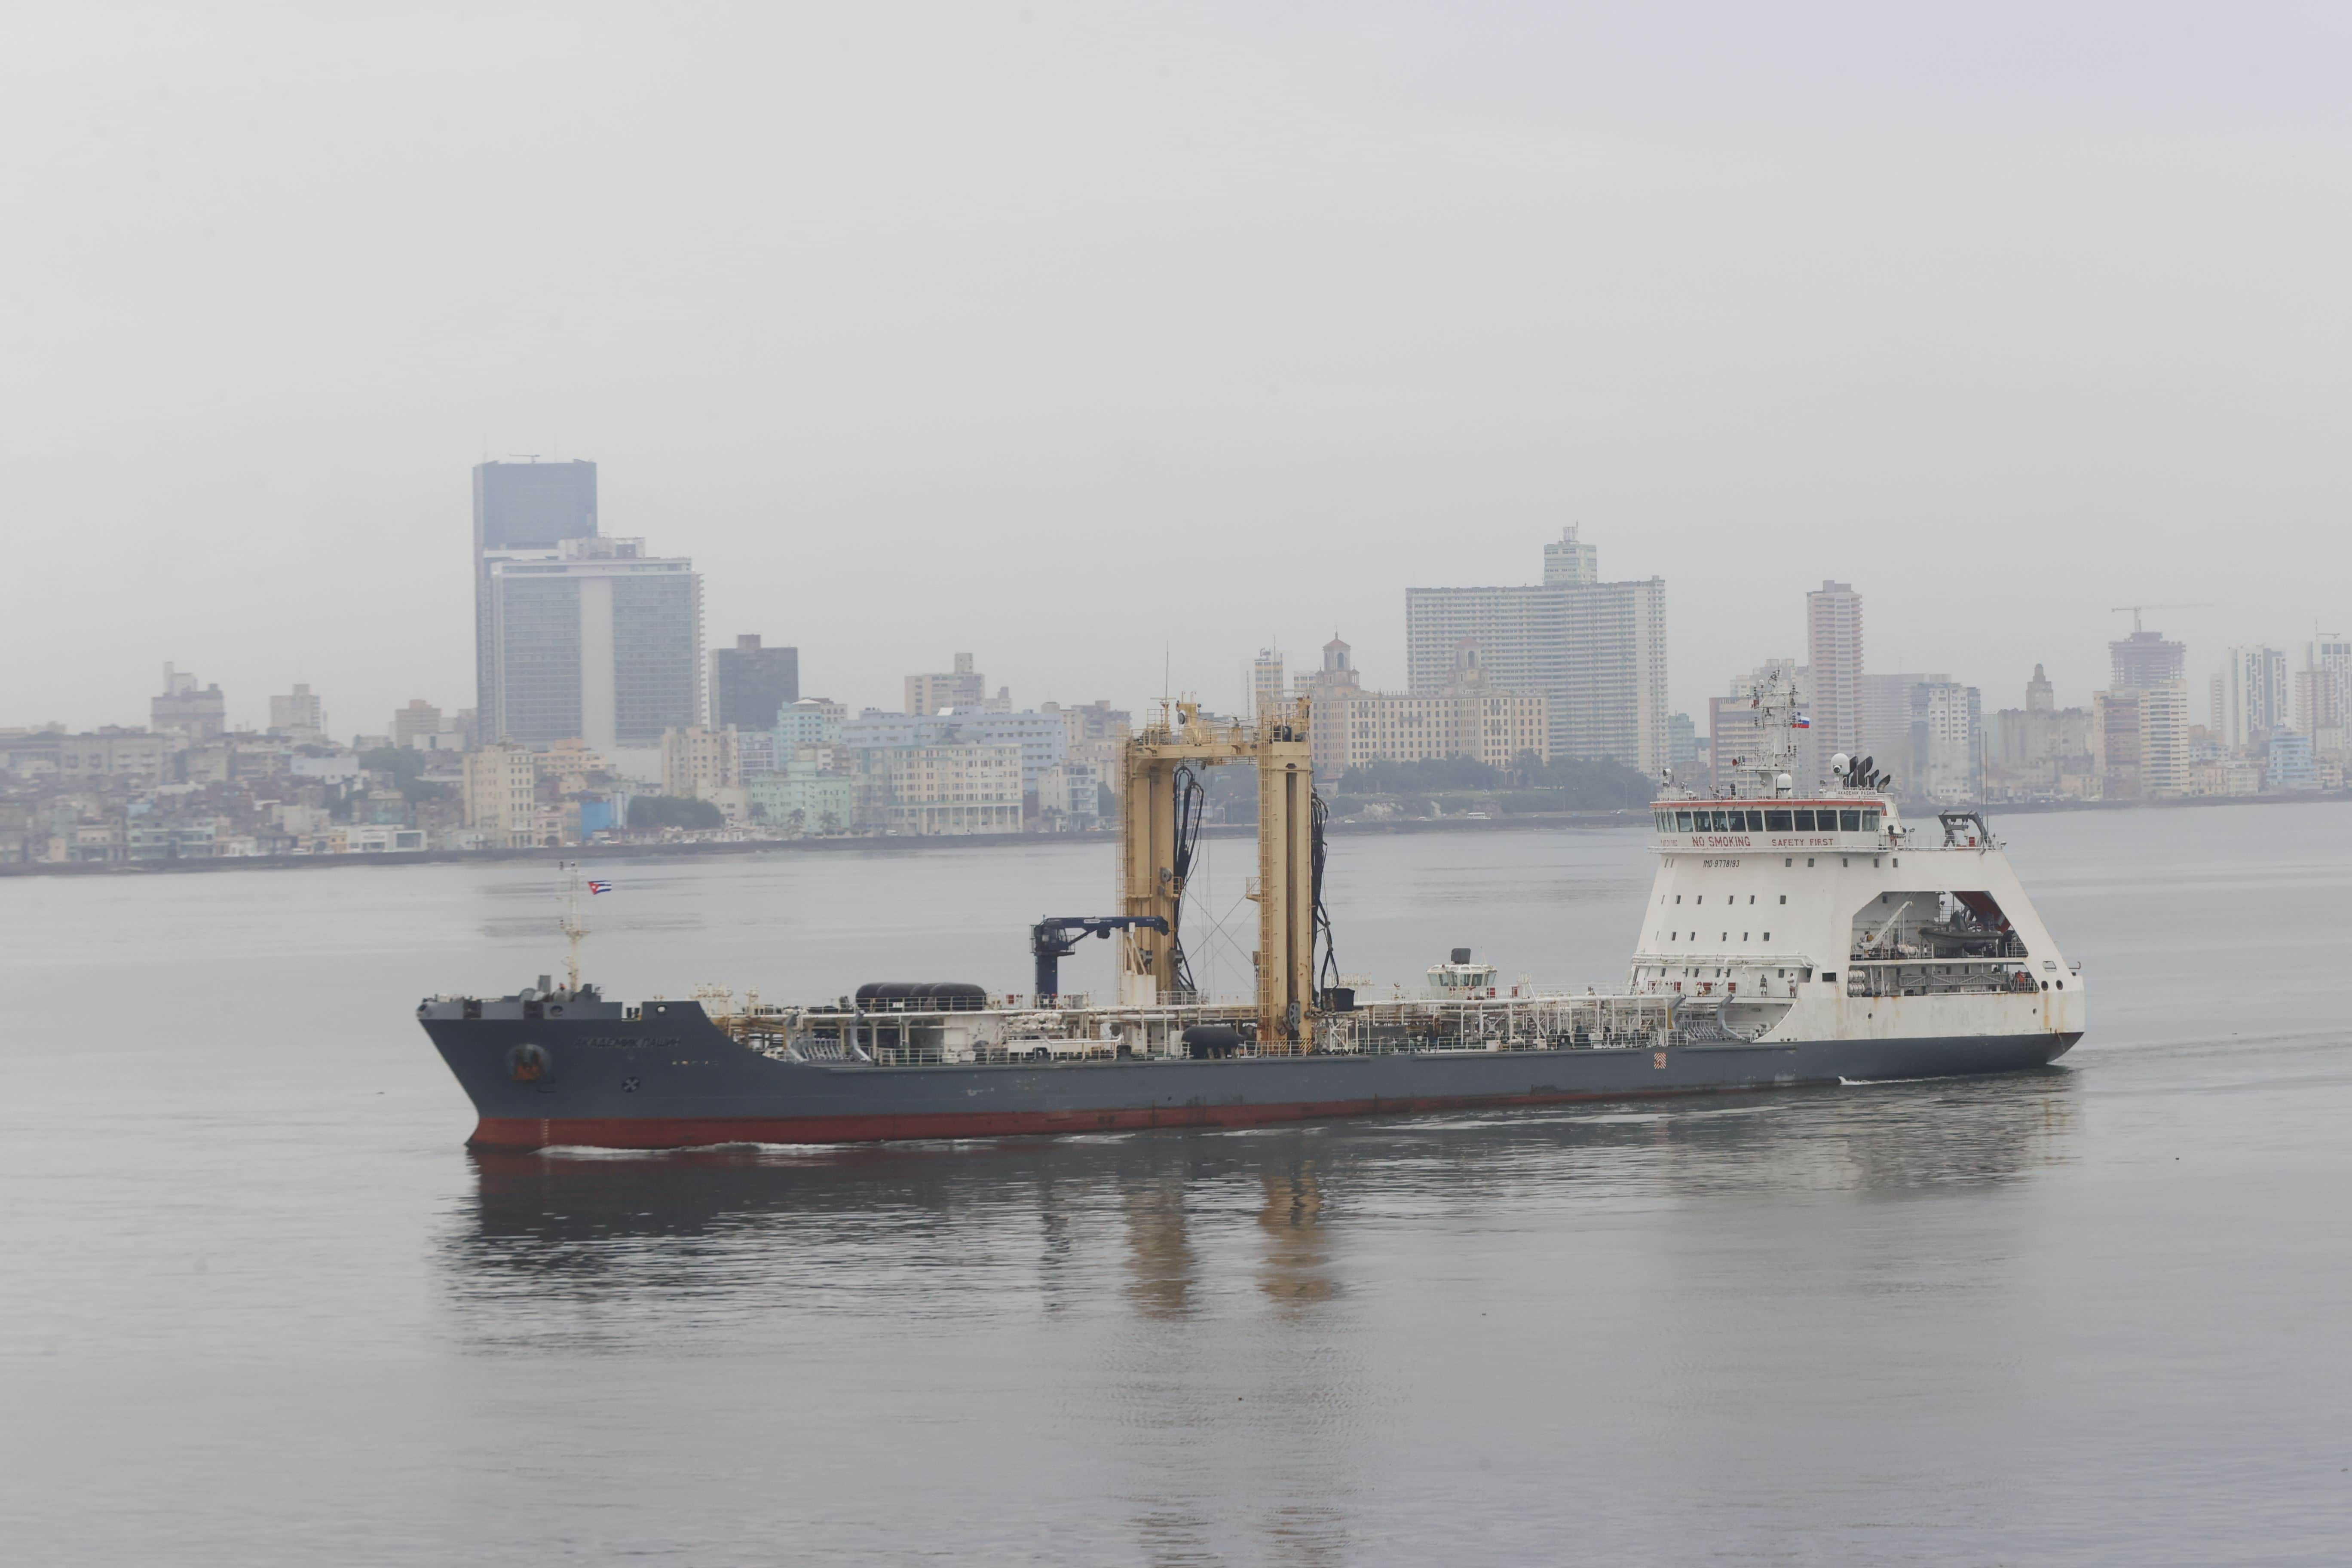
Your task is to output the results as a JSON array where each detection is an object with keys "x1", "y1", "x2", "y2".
[{"x1": 3, "y1": 806, "x2": 2349, "y2": 1565}]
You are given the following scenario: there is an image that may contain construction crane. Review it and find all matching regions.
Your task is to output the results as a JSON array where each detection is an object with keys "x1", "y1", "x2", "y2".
[
  {"x1": 2110, "y1": 603, "x2": 2213, "y2": 634},
  {"x1": 1029, "y1": 916, "x2": 1167, "y2": 1002}
]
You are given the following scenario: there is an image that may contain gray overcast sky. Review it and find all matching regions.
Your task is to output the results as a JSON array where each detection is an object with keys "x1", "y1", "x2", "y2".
[{"x1": 5, "y1": 3, "x2": 2349, "y2": 734}]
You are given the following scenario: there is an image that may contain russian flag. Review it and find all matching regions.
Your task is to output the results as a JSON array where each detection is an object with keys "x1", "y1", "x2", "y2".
[
  {"x1": 1792, "y1": 714, "x2": 1811, "y2": 729},
  {"x1": 587, "y1": 880, "x2": 614, "y2": 894}
]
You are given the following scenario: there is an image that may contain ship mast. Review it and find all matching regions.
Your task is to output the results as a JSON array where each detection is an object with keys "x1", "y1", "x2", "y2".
[
  {"x1": 1733, "y1": 667, "x2": 1802, "y2": 800},
  {"x1": 559, "y1": 860, "x2": 586, "y2": 993}
]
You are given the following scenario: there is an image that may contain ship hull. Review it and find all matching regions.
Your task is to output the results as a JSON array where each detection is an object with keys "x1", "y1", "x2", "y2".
[{"x1": 422, "y1": 1007, "x2": 2079, "y2": 1152}]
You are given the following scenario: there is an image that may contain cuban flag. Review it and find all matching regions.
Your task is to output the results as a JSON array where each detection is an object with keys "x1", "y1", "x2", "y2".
[
  {"x1": 587, "y1": 880, "x2": 614, "y2": 894},
  {"x1": 1791, "y1": 714, "x2": 1811, "y2": 729}
]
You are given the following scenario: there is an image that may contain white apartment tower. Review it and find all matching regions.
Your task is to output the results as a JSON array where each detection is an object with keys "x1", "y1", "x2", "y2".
[
  {"x1": 1805, "y1": 582, "x2": 1864, "y2": 762},
  {"x1": 1543, "y1": 525, "x2": 1598, "y2": 586},
  {"x1": 2212, "y1": 644, "x2": 2290, "y2": 754},
  {"x1": 1253, "y1": 647, "x2": 1287, "y2": 719},
  {"x1": 1405, "y1": 527, "x2": 1667, "y2": 774}
]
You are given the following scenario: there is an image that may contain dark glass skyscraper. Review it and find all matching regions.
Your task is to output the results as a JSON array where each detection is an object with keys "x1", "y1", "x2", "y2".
[
  {"x1": 710, "y1": 634, "x2": 801, "y2": 731},
  {"x1": 474, "y1": 459, "x2": 598, "y2": 551},
  {"x1": 474, "y1": 460, "x2": 598, "y2": 716}
]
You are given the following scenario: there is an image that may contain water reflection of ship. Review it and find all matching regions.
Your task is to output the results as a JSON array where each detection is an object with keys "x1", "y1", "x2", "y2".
[
  {"x1": 448, "y1": 1074, "x2": 2078, "y2": 1291},
  {"x1": 443, "y1": 1077, "x2": 2074, "y2": 1564}
]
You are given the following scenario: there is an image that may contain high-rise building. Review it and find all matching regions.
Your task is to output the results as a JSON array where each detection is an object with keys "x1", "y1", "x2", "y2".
[
  {"x1": 2026, "y1": 664, "x2": 2055, "y2": 714},
  {"x1": 906, "y1": 654, "x2": 986, "y2": 717},
  {"x1": 1666, "y1": 712, "x2": 1699, "y2": 771},
  {"x1": 1910, "y1": 680, "x2": 1983, "y2": 804},
  {"x1": 270, "y1": 684, "x2": 327, "y2": 739},
  {"x1": 2141, "y1": 683, "x2": 2191, "y2": 796},
  {"x1": 151, "y1": 664, "x2": 226, "y2": 740},
  {"x1": 1543, "y1": 525, "x2": 1598, "y2": 586},
  {"x1": 1405, "y1": 530, "x2": 1667, "y2": 773},
  {"x1": 2095, "y1": 682, "x2": 2190, "y2": 799},
  {"x1": 473, "y1": 459, "x2": 598, "y2": 717},
  {"x1": 1253, "y1": 647, "x2": 1286, "y2": 718},
  {"x1": 1805, "y1": 582, "x2": 1864, "y2": 762},
  {"x1": 462, "y1": 744, "x2": 542, "y2": 848},
  {"x1": 2110, "y1": 629, "x2": 2186, "y2": 692},
  {"x1": 1859, "y1": 672, "x2": 1930, "y2": 786},
  {"x1": 2297, "y1": 638, "x2": 2351, "y2": 756},
  {"x1": 2101, "y1": 623, "x2": 2190, "y2": 798},
  {"x1": 483, "y1": 536, "x2": 703, "y2": 752},
  {"x1": 710, "y1": 634, "x2": 800, "y2": 731},
  {"x1": 2213, "y1": 645, "x2": 2290, "y2": 753},
  {"x1": 1709, "y1": 660, "x2": 1802, "y2": 794}
]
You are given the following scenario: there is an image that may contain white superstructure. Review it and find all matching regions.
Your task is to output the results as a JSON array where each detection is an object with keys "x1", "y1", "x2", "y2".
[{"x1": 1632, "y1": 668, "x2": 2084, "y2": 1050}]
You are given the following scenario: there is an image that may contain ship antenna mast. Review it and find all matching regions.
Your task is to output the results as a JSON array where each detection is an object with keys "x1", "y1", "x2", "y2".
[
  {"x1": 559, "y1": 860, "x2": 586, "y2": 993},
  {"x1": 1735, "y1": 668, "x2": 1801, "y2": 799}
]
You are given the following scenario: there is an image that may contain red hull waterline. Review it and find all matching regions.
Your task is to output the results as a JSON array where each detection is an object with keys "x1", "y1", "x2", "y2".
[{"x1": 469, "y1": 1083, "x2": 1793, "y2": 1151}]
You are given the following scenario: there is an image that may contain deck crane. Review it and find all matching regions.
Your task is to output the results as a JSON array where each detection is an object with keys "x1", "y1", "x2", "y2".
[
  {"x1": 1029, "y1": 916, "x2": 1167, "y2": 1002},
  {"x1": 1117, "y1": 698, "x2": 1326, "y2": 1052}
]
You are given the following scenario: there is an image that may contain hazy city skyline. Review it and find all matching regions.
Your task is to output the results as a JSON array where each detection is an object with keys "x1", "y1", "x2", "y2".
[{"x1": 6, "y1": 5, "x2": 2349, "y2": 730}]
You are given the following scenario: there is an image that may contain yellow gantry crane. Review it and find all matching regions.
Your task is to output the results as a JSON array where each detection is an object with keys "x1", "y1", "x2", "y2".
[{"x1": 1116, "y1": 697, "x2": 1322, "y2": 1051}]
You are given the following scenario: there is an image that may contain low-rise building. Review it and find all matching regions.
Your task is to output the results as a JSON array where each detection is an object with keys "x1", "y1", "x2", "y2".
[
  {"x1": 1314, "y1": 641, "x2": 1548, "y2": 778},
  {"x1": 661, "y1": 726, "x2": 741, "y2": 801},
  {"x1": 1035, "y1": 760, "x2": 1106, "y2": 830},
  {"x1": 2269, "y1": 731, "x2": 2320, "y2": 791},
  {"x1": 392, "y1": 700, "x2": 444, "y2": 748},
  {"x1": 270, "y1": 685, "x2": 328, "y2": 740},
  {"x1": 775, "y1": 698, "x2": 848, "y2": 752},
  {"x1": 55, "y1": 730, "x2": 174, "y2": 785},
  {"x1": 749, "y1": 765, "x2": 855, "y2": 835},
  {"x1": 862, "y1": 738, "x2": 1023, "y2": 836}
]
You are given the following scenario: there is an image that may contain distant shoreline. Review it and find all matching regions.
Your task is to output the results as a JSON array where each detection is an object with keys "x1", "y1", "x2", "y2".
[{"x1": 3, "y1": 789, "x2": 2343, "y2": 879}]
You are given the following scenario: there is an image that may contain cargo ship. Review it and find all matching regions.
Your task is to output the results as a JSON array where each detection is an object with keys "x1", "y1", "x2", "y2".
[{"x1": 417, "y1": 676, "x2": 2082, "y2": 1150}]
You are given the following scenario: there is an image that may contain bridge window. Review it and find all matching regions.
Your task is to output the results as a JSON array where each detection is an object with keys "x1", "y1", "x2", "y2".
[
  {"x1": 1675, "y1": 810, "x2": 1693, "y2": 830},
  {"x1": 1839, "y1": 809, "x2": 1861, "y2": 830},
  {"x1": 1793, "y1": 810, "x2": 1816, "y2": 830},
  {"x1": 1765, "y1": 811, "x2": 1793, "y2": 830}
]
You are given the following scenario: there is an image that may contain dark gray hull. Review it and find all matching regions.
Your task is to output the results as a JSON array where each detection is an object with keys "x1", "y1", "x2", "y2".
[{"x1": 419, "y1": 1002, "x2": 2080, "y2": 1150}]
